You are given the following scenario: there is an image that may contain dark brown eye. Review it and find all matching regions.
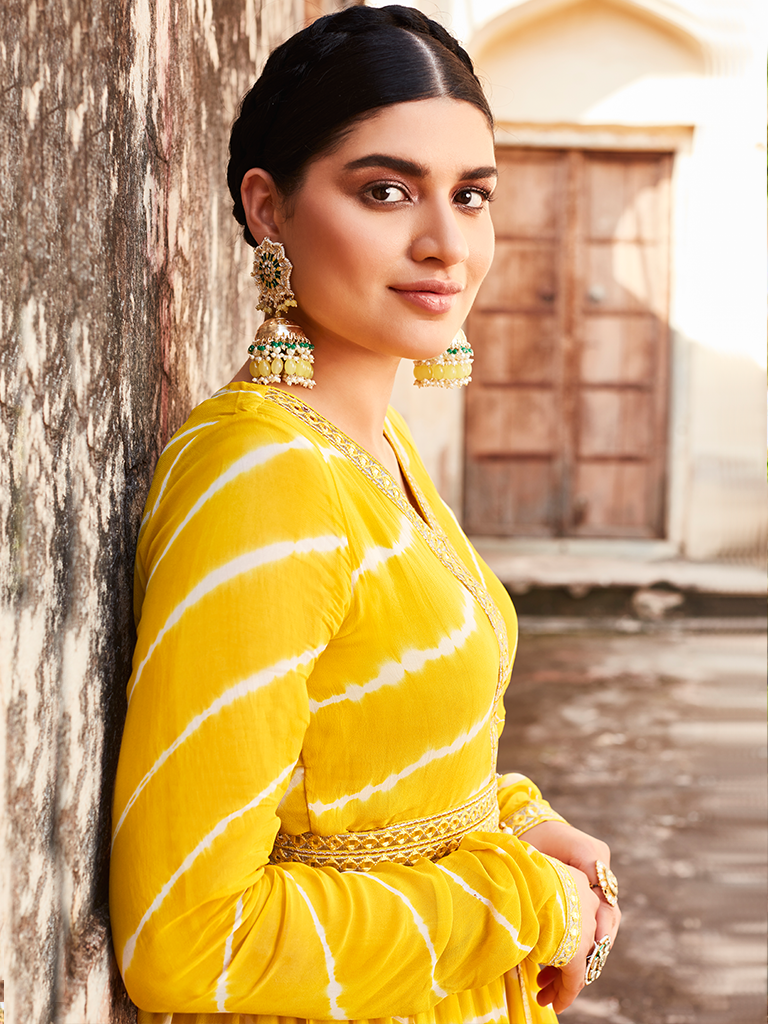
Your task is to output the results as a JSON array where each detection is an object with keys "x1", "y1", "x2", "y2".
[
  {"x1": 454, "y1": 188, "x2": 487, "y2": 209},
  {"x1": 367, "y1": 184, "x2": 407, "y2": 203}
]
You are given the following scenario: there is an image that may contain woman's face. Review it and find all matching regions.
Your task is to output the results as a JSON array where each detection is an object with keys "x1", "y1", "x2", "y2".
[{"x1": 267, "y1": 97, "x2": 497, "y2": 363}]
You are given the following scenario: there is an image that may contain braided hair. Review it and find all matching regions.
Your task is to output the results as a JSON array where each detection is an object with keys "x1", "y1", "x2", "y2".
[{"x1": 227, "y1": 4, "x2": 493, "y2": 246}]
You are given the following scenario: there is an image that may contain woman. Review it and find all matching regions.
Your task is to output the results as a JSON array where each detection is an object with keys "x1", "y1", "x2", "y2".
[{"x1": 109, "y1": 7, "x2": 620, "y2": 1023}]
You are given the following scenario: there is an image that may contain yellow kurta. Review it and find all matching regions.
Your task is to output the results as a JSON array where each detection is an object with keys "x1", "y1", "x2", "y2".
[{"x1": 110, "y1": 383, "x2": 580, "y2": 1024}]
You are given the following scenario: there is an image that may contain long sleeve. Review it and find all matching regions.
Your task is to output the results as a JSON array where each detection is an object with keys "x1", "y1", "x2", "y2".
[
  {"x1": 110, "y1": 389, "x2": 577, "y2": 1020},
  {"x1": 498, "y1": 773, "x2": 569, "y2": 837}
]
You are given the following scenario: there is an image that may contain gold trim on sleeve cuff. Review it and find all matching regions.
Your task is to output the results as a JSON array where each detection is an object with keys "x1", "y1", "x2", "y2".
[
  {"x1": 502, "y1": 800, "x2": 568, "y2": 837},
  {"x1": 543, "y1": 856, "x2": 582, "y2": 967}
]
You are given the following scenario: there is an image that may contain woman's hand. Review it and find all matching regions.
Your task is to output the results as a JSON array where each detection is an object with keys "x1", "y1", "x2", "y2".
[
  {"x1": 535, "y1": 864, "x2": 600, "y2": 1013},
  {"x1": 522, "y1": 820, "x2": 622, "y2": 946},
  {"x1": 521, "y1": 821, "x2": 622, "y2": 1012}
]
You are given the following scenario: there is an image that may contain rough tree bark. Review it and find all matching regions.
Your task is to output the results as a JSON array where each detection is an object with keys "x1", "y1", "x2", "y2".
[{"x1": 0, "y1": 0, "x2": 306, "y2": 1020}]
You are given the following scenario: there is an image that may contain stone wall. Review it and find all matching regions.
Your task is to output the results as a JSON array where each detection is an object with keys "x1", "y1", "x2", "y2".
[{"x1": 0, "y1": 0, "x2": 307, "y2": 1020}]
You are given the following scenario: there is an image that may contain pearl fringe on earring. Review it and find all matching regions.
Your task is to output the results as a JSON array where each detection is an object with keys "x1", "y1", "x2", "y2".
[{"x1": 413, "y1": 329, "x2": 473, "y2": 388}]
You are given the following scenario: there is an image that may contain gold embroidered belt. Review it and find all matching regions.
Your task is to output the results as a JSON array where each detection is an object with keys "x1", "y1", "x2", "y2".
[{"x1": 270, "y1": 779, "x2": 500, "y2": 872}]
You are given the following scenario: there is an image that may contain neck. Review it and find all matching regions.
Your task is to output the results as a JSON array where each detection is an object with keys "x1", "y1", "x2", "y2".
[
  {"x1": 231, "y1": 328, "x2": 402, "y2": 470},
  {"x1": 299, "y1": 342, "x2": 399, "y2": 457}
]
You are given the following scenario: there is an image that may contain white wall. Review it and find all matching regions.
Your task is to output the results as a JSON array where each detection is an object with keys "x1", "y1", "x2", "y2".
[{"x1": 476, "y1": 0, "x2": 705, "y2": 125}]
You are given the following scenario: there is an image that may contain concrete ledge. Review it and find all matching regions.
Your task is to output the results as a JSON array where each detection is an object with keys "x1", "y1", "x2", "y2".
[
  {"x1": 517, "y1": 616, "x2": 768, "y2": 634},
  {"x1": 473, "y1": 546, "x2": 766, "y2": 597},
  {"x1": 473, "y1": 542, "x2": 766, "y2": 624}
]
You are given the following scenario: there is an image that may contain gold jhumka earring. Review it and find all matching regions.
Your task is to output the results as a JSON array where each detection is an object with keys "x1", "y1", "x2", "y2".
[
  {"x1": 413, "y1": 329, "x2": 473, "y2": 388},
  {"x1": 247, "y1": 237, "x2": 315, "y2": 388}
]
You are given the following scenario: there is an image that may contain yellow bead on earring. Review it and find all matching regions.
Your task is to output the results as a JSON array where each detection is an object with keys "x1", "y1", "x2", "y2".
[
  {"x1": 247, "y1": 237, "x2": 315, "y2": 388},
  {"x1": 413, "y1": 329, "x2": 473, "y2": 388}
]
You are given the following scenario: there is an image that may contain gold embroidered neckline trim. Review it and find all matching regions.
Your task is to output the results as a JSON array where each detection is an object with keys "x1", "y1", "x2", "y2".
[
  {"x1": 259, "y1": 387, "x2": 510, "y2": 700},
  {"x1": 271, "y1": 778, "x2": 500, "y2": 872}
]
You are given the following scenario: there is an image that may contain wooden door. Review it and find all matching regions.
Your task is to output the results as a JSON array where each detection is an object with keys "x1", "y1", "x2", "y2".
[{"x1": 464, "y1": 148, "x2": 672, "y2": 537}]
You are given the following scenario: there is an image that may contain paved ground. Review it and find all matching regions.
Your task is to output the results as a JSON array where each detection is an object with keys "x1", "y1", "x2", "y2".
[{"x1": 497, "y1": 628, "x2": 767, "y2": 1024}]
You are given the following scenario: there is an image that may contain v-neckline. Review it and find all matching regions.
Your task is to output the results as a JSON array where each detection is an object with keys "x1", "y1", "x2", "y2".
[
  {"x1": 255, "y1": 385, "x2": 511, "y2": 704},
  {"x1": 383, "y1": 423, "x2": 434, "y2": 530},
  {"x1": 258, "y1": 386, "x2": 440, "y2": 535}
]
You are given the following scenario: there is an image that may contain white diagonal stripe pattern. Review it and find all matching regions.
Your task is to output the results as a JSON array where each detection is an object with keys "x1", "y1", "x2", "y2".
[
  {"x1": 287, "y1": 875, "x2": 345, "y2": 1019},
  {"x1": 160, "y1": 419, "x2": 219, "y2": 456},
  {"x1": 309, "y1": 589, "x2": 475, "y2": 714},
  {"x1": 316, "y1": 445, "x2": 345, "y2": 464},
  {"x1": 129, "y1": 534, "x2": 347, "y2": 702},
  {"x1": 114, "y1": 646, "x2": 324, "y2": 846},
  {"x1": 149, "y1": 431, "x2": 207, "y2": 517},
  {"x1": 350, "y1": 518, "x2": 414, "y2": 591},
  {"x1": 435, "y1": 864, "x2": 532, "y2": 954},
  {"x1": 147, "y1": 435, "x2": 315, "y2": 583},
  {"x1": 309, "y1": 702, "x2": 493, "y2": 817},
  {"x1": 140, "y1": 434, "x2": 199, "y2": 532},
  {"x1": 122, "y1": 761, "x2": 295, "y2": 974},
  {"x1": 277, "y1": 765, "x2": 305, "y2": 813},
  {"x1": 139, "y1": 422, "x2": 218, "y2": 532},
  {"x1": 350, "y1": 872, "x2": 447, "y2": 998},
  {"x1": 215, "y1": 894, "x2": 244, "y2": 1011}
]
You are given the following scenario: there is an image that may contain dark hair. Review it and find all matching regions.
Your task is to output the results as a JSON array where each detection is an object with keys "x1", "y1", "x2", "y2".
[{"x1": 227, "y1": 4, "x2": 493, "y2": 246}]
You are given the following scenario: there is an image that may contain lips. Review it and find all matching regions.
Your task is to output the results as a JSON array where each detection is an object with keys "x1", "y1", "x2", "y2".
[{"x1": 390, "y1": 280, "x2": 463, "y2": 314}]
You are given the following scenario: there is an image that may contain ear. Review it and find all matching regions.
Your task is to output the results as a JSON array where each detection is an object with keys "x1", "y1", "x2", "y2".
[{"x1": 241, "y1": 168, "x2": 285, "y2": 243}]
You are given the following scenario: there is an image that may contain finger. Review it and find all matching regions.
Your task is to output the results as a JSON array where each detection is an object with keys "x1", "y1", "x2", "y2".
[
  {"x1": 536, "y1": 965, "x2": 565, "y2": 1009},
  {"x1": 550, "y1": 967, "x2": 585, "y2": 1013},
  {"x1": 548, "y1": 951, "x2": 592, "y2": 1013},
  {"x1": 595, "y1": 902, "x2": 621, "y2": 945},
  {"x1": 536, "y1": 965, "x2": 559, "y2": 989},
  {"x1": 535, "y1": 978, "x2": 558, "y2": 1007}
]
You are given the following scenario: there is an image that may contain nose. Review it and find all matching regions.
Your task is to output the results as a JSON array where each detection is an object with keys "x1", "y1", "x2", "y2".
[{"x1": 410, "y1": 198, "x2": 469, "y2": 266}]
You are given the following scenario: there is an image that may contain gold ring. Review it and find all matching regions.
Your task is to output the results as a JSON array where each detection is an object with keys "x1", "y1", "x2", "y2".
[
  {"x1": 591, "y1": 859, "x2": 619, "y2": 907},
  {"x1": 584, "y1": 935, "x2": 612, "y2": 985}
]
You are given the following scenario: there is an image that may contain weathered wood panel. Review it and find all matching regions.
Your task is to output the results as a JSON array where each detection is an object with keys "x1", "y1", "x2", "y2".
[
  {"x1": 574, "y1": 151, "x2": 671, "y2": 537},
  {"x1": 465, "y1": 148, "x2": 568, "y2": 535},
  {"x1": 465, "y1": 148, "x2": 671, "y2": 538}
]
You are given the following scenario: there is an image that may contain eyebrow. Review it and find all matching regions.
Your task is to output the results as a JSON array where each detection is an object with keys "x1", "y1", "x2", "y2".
[{"x1": 343, "y1": 154, "x2": 498, "y2": 180}]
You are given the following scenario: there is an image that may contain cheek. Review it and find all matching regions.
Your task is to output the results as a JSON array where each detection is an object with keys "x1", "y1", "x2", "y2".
[
  {"x1": 291, "y1": 211, "x2": 377, "y2": 298},
  {"x1": 290, "y1": 195, "x2": 387, "y2": 274},
  {"x1": 469, "y1": 222, "x2": 495, "y2": 286}
]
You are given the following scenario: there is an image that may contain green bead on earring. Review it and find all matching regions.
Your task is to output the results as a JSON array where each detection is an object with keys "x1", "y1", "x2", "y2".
[{"x1": 413, "y1": 329, "x2": 473, "y2": 388}]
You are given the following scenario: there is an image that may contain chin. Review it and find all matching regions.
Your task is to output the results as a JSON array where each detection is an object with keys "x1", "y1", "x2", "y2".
[{"x1": 399, "y1": 327, "x2": 461, "y2": 361}]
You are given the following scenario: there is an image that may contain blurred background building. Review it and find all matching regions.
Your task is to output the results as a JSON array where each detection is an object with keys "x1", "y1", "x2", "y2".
[{"x1": 387, "y1": 0, "x2": 767, "y2": 565}]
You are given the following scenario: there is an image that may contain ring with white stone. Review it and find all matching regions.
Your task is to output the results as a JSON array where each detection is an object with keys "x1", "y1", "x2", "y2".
[{"x1": 591, "y1": 859, "x2": 619, "y2": 907}]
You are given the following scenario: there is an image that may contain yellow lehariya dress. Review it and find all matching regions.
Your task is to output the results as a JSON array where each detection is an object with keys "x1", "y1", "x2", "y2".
[{"x1": 110, "y1": 383, "x2": 581, "y2": 1024}]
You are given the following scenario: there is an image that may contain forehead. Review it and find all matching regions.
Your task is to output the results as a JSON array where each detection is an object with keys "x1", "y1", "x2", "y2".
[{"x1": 323, "y1": 97, "x2": 496, "y2": 173}]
